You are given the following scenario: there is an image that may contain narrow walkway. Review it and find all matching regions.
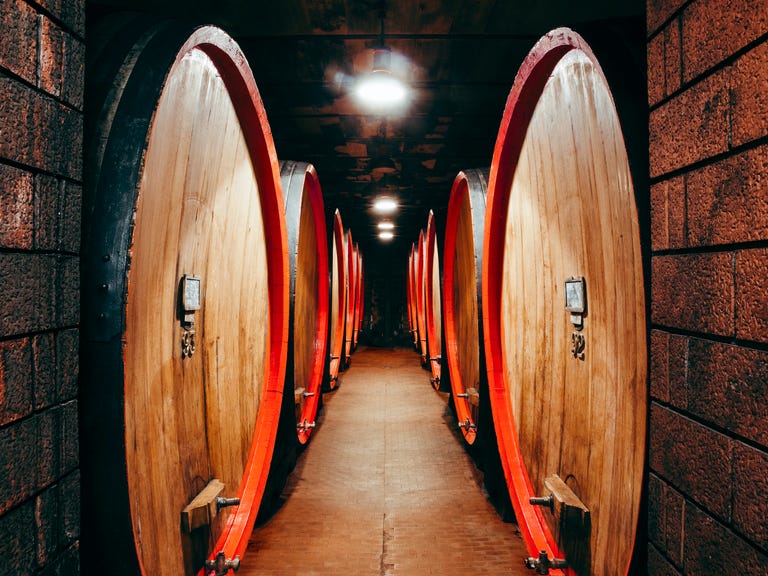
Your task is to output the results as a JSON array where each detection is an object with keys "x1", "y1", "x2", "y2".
[{"x1": 242, "y1": 347, "x2": 528, "y2": 575}]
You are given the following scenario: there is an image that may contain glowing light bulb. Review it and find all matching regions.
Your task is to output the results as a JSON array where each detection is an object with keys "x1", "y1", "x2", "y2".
[
  {"x1": 355, "y1": 73, "x2": 407, "y2": 107},
  {"x1": 379, "y1": 231, "x2": 394, "y2": 241},
  {"x1": 373, "y1": 197, "x2": 398, "y2": 214},
  {"x1": 377, "y1": 221, "x2": 395, "y2": 230}
]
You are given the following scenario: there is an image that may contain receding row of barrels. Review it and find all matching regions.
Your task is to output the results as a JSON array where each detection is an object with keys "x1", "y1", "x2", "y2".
[
  {"x1": 407, "y1": 28, "x2": 647, "y2": 576},
  {"x1": 80, "y1": 21, "x2": 363, "y2": 576}
]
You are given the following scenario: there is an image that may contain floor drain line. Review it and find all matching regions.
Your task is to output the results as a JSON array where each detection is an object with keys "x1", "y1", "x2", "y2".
[{"x1": 380, "y1": 513, "x2": 395, "y2": 576}]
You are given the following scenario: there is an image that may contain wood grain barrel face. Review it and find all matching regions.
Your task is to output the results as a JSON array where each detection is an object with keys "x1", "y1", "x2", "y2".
[
  {"x1": 328, "y1": 210, "x2": 346, "y2": 387},
  {"x1": 353, "y1": 250, "x2": 364, "y2": 349},
  {"x1": 443, "y1": 170, "x2": 488, "y2": 443},
  {"x1": 280, "y1": 161, "x2": 329, "y2": 443},
  {"x1": 408, "y1": 245, "x2": 419, "y2": 349},
  {"x1": 416, "y1": 230, "x2": 429, "y2": 363},
  {"x1": 343, "y1": 230, "x2": 356, "y2": 364},
  {"x1": 81, "y1": 25, "x2": 288, "y2": 576},
  {"x1": 425, "y1": 212, "x2": 443, "y2": 388},
  {"x1": 483, "y1": 29, "x2": 646, "y2": 576}
]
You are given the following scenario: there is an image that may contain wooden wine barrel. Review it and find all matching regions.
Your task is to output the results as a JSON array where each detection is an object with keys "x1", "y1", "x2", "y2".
[
  {"x1": 352, "y1": 248, "x2": 364, "y2": 350},
  {"x1": 482, "y1": 28, "x2": 647, "y2": 576},
  {"x1": 81, "y1": 23, "x2": 289, "y2": 576},
  {"x1": 407, "y1": 244, "x2": 419, "y2": 350},
  {"x1": 415, "y1": 229, "x2": 429, "y2": 366},
  {"x1": 424, "y1": 211, "x2": 443, "y2": 389},
  {"x1": 343, "y1": 230, "x2": 357, "y2": 366},
  {"x1": 327, "y1": 210, "x2": 346, "y2": 389},
  {"x1": 443, "y1": 169, "x2": 489, "y2": 444},
  {"x1": 279, "y1": 161, "x2": 329, "y2": 443}
]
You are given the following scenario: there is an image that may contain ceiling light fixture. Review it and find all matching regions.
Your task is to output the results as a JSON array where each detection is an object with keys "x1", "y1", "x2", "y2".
[
  {"x1": 372, "y1": 196, "x2": 398, "y2": 214},
  {"x1": 377, "y1": 221, "x2": 395, "y2": 230},
  {"x1": 379, "y1": 231, "x2": 394, "y2": 241},
  {"x1": 354, "y1": 9, "x2": 407, "y2": 109}
]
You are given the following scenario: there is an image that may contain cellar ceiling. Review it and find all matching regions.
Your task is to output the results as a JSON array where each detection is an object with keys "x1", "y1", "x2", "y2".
[{"x1": 87, "y1": 0, "x2": 646, "y2": 263}]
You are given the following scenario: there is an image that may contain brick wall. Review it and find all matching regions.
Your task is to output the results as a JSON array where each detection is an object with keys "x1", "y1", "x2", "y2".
[
  {"x1": 0, "y1": 1, "x2": 84, "y2": 574},
  {"x1": 647, "y1": 1, "x2": 768, "y2": 574}
]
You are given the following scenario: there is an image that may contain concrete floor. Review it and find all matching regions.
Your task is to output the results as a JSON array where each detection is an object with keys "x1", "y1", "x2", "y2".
[{"x1": 240, "y1": 346, "x2": 529, "y2": 576}]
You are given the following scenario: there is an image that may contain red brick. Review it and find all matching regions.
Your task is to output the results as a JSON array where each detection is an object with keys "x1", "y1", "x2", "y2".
[
  {"x1": 55, "y1": 329, "x2": 78, "y2": 402},
  {"x1": 684, "y1": 502, "x2": 768, "y2": 575},
  {"x1": 651, "y1": 181, "x2": 669, "y2": 251},
  {"x1": 0, "y1": 76, "x2": 83, "y2": 180},
  {"x1": 733, "y1": 443, "x2": 768, "y2": 547},
  {"x1": 648, "y1": 33, "x2": 666, "y2": 106},
  {"x1": 668, "y1": 334, "x2": 688, "y2": 407},
  {"x1": 649, "y1": 404, "x2": 732, "y2": 519},
  {"x1": 666, "y1": 486, "x2": 685, "y2": 566},
  {"x1": 682, "y1": 0, "x2": 768, "y2": 82},
  {"x1": 0, "y1": 0, "x2": 37, "y2": 83},
  {"x1": 664, "y1": 20, "x2": 682, "y2": 96},
  {"x1": 35, "y1": 0, "x2": 86, "y2": 37},
  {"x1": 56, "y1": 256, "x2": 78, "y2": 327},
  {"x1": 667, "y1": 176, "x2": 686, "y2": 249},
  {"x1": 736, "y1": 249, "x2": 768, "y2": 343},
  {"x1": 0, "y1": 254, "x2": 57, "y2": 336},
  {"x1": 647, "y1": 0, "x2": 688, "y2": 36},
  {"x1": 686, "y1": 339, "x2": 768, "y2": 445},
  {"x1": 34, "y1": 174, "x2": 61, "y2": 251},
  {"x1": 60, "y1": 181, "x2": 80, "y2": 254},
  {"x1": 0, "y1": 163, "x2": 34, "y2": 249},
  {"x1": 648, "y1": 473, "x2": 666, "y2": 548},
  {"x1": 649, "y1": 69, "x2": 730, "y2": 178},
  {"x1": 687, "y1": 147, "x2": 768, "y2": 247},
  {"x1": 650, "y1": 330, "x2": 670, "y2": 401},
  {"x1": 38, "y1": 17, "x2": 85, "y2": 109},
  {"x1": 647, "y1": 475, "x2": 685, "y2": 565},
  {"x1": 651, "y1": 253, "x2": 734, "y2": 335},
  {"x1": 0, "y1": 501, "x2": 36, "y2": 575},
  {"x1": 33, "y1": 333, "x2": 55, "y2": 410},
  {"x1": 59, "y1": 400, "x2": 78, "y2": 475},
  {"x1": 648, "y1": 544, "x2": 682, "y2": 575},
  {"x1": 0, "y1": 337, "x2": 33, "y2": 426},
  {"x1": 0, "y1": 418, "x2": 39, "y2": 514},
  {"x1": 60, "y1": 470, "x2": 79, "y2": 544},
  {"x1": 35, "y1": 485, "x2": 59, "y2": 566},
  {"x1": 731, "y1": 41, "x2": 768, "y2": 147}
]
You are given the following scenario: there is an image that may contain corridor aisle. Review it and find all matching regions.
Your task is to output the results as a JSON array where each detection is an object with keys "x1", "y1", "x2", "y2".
[{"x1": 241, "y1": 347, "x2": 528, "y2": 575}]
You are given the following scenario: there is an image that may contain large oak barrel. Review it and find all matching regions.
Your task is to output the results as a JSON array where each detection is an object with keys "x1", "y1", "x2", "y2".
[
  {"x1": 327, "y1": 210, "x2": 347, "y2": 389},
  {"x1": 424, "y1": 211, "x2": 443, "y2": 389},
  {"x1": 279, "y1": 161, "x2": 329, "y2": 443},
  {"x1": 343, "y1": 230, "x2": 357, "y2": 366},
  {"x1": 443, "y1": 169, "x2": 489, "y2": 444},
  {"x1": 407, "y1": 244, "x2": 419, "y2": 350},
  {"x1": 81, "y1": 22, "x2": 289, "y2": 576},
  {"x1": 352, "y1": 249, "x2": 364, "y2": 350},
  {"x1": 482, "y1": 28, "x2": 646, "y2": 575},
  {"x1": 415, "y1": 229, "x2": 429, "y2": 366}
]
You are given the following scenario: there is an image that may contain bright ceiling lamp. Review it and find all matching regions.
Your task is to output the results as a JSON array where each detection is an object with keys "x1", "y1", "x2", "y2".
[
  {"x1": 355, "y1": 48, "x2": 406, "y2": 107},
  {"x1": 373, "y1": 196, "x2": 398, "y2": 214},
  {"x1": 377, "y1": 221, "x2": 395, "y2": 230},
  {"x1": 379, "y1": 231, "x2": 394, "y2": 241}
]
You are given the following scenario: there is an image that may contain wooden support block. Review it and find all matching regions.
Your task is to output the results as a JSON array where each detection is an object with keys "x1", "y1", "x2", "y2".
[{"x1": 181, "y1": 479, "x2": 224, "y2": 533}]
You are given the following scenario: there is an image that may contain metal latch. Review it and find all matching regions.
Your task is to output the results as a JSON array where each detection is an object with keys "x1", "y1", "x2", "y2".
[
  {"x1": 205, "y1": 551, "x2": 240, "y2": 575},
  {"x1": 524, "y1": 550, "x2": 567, "y2": 574}
]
